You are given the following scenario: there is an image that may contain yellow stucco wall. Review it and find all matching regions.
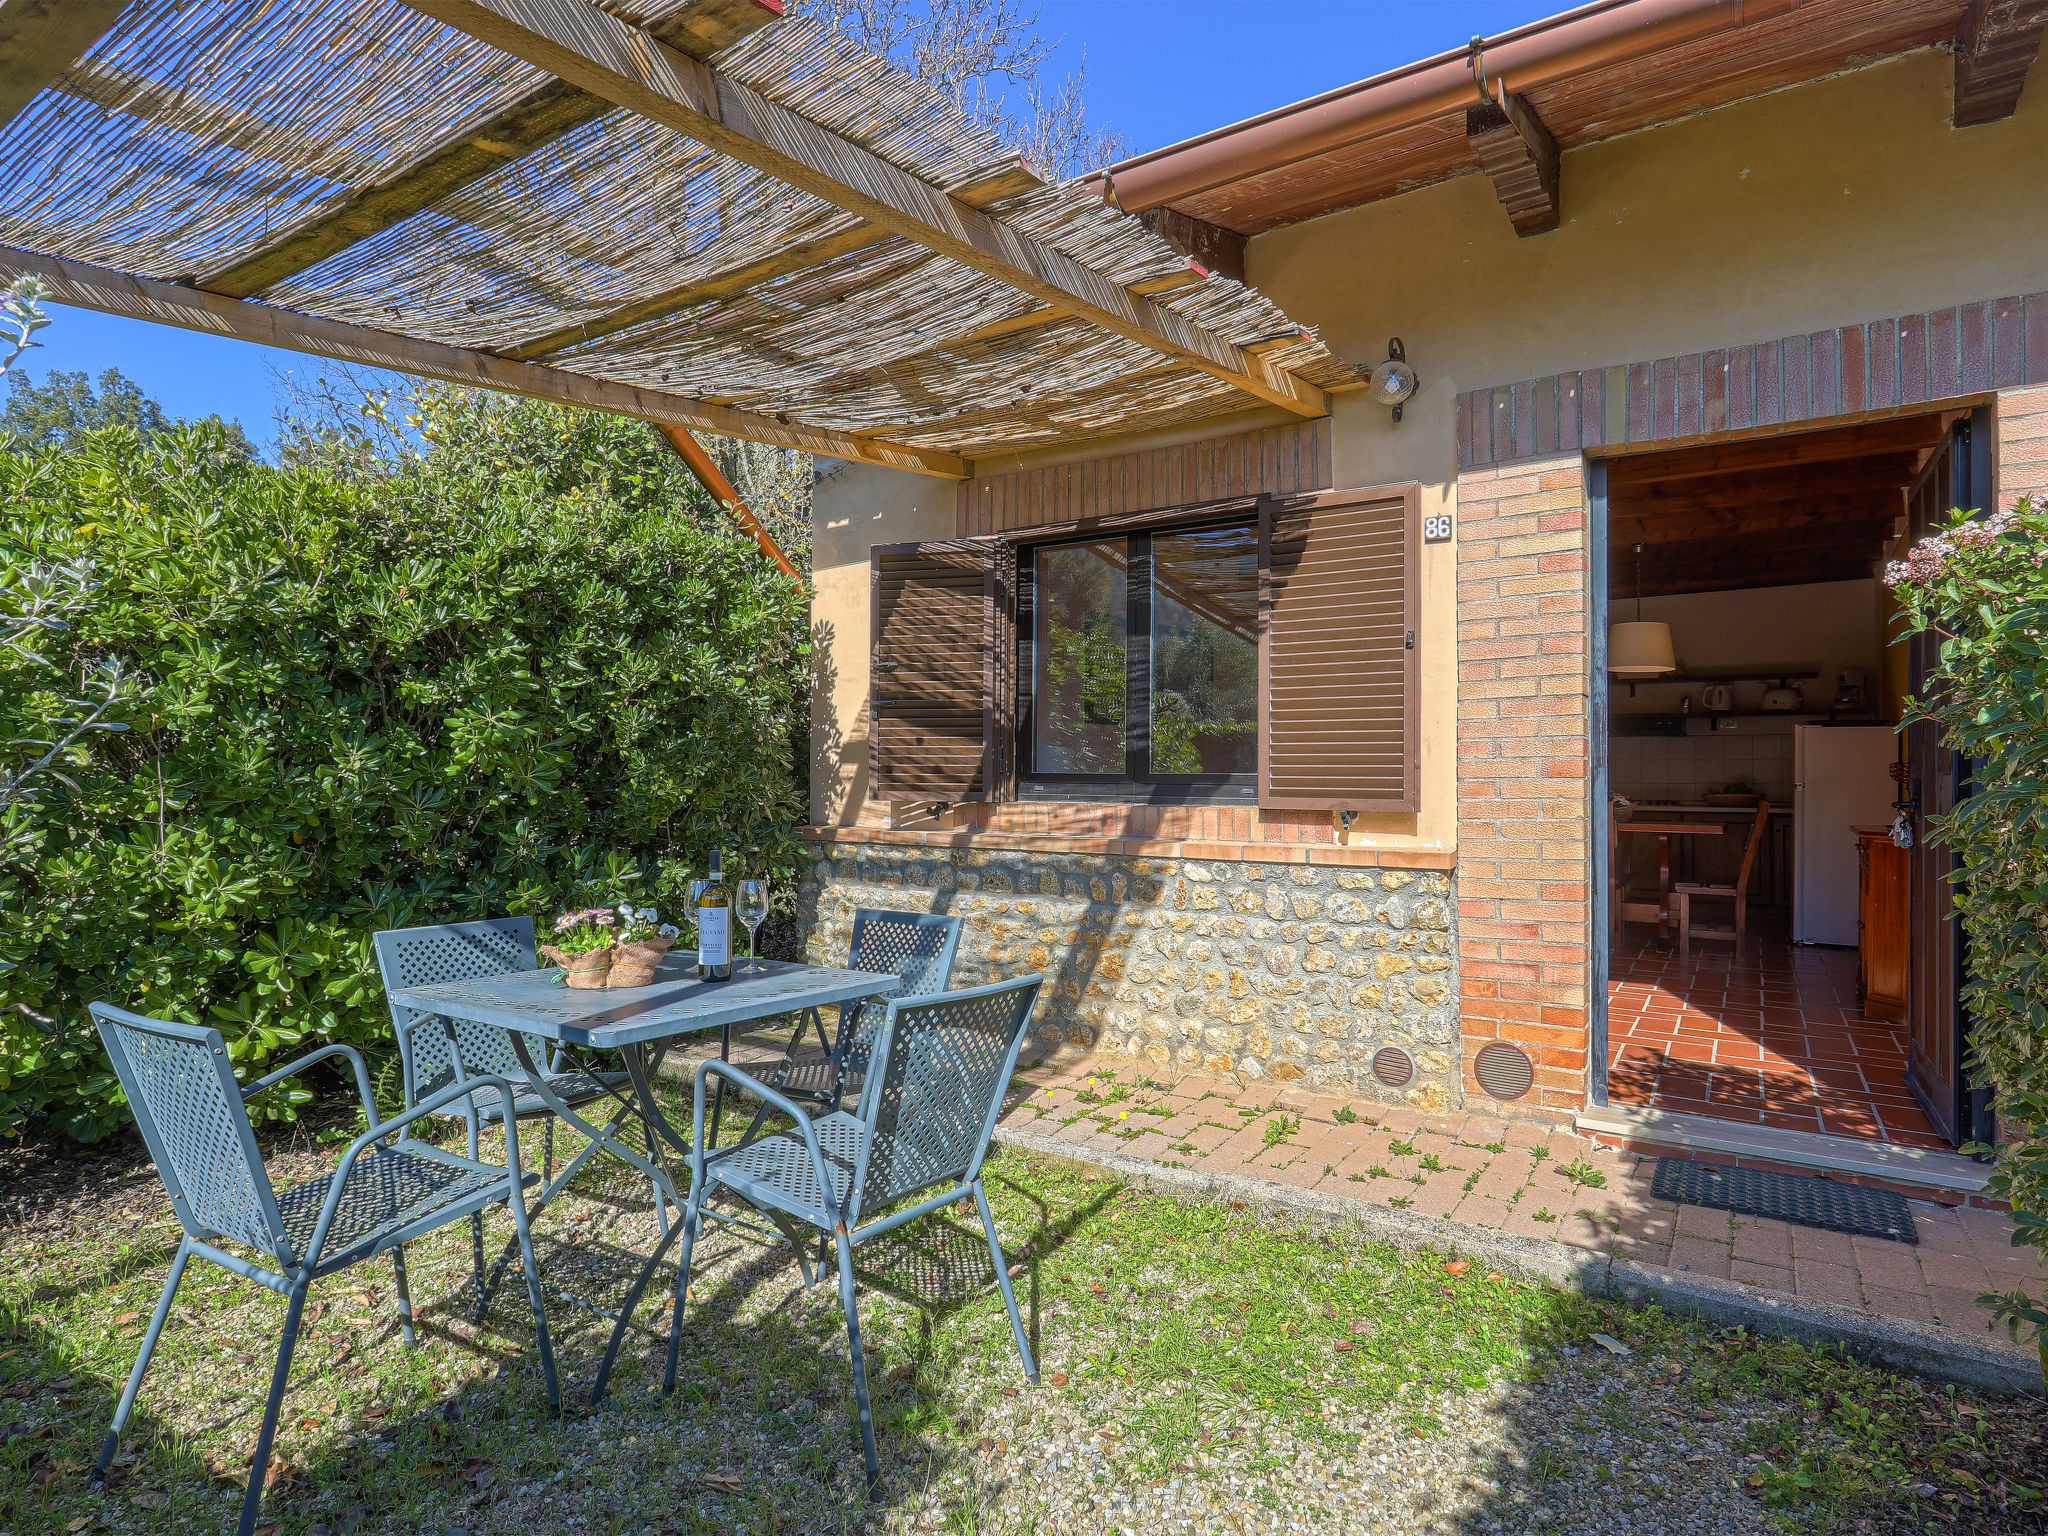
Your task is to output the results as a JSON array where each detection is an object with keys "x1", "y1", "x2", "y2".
[{"x1": 810, "y1": 44, "x2": 2048, "y2": 840}]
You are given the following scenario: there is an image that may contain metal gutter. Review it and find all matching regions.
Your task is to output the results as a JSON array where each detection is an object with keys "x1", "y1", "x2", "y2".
[{"x1": 1097, "y1": 0, "x2": 1810, "y2": 215}]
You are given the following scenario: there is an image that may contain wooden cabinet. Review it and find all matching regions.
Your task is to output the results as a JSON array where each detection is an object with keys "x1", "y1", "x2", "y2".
[{"x1": 1855, "y1": 827, "x2": 1909, "y2": 1022}]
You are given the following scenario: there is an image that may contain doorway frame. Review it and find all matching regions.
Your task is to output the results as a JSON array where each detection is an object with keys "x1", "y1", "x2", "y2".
[
  {"x1": 1581, "y1": 405, "x2": 1992, "y2": 1146},
  {"x1": 1588, "y1": 456, "x2": 1612, "y2": 1109}
]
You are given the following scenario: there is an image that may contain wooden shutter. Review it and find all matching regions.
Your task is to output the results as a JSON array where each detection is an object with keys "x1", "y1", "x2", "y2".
[
  {"x1": 1258, "y1": 484, "x2": 1419, "y2": 811},
  {"x1": 870, "y1": 539, "x2": 1012, "y2": 802}
]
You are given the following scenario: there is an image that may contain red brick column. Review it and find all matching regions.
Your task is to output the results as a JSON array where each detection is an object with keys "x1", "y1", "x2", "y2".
[
  {"x1": 1454, "y1": 453, "x2": 1593, "y2": 1115},
  {"x1": 1997, "y1": 384, "x2": 2048, "y2": 509}
]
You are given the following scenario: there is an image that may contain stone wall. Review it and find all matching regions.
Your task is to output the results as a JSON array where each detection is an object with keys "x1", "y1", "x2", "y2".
[{"x1": 796, "y1": 841, "x2": 1460, "y2": 1111}]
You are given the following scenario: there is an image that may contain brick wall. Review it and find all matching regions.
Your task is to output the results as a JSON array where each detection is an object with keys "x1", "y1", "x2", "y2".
[
  {"x1": 1998, "y1": 383, "x2": 2048, "y2": 509},
  {"x1": 1453, "y1": 453, "x2": 1593, "y2": 1115},
  {"x1": 1460, "y1": 291, "x2": 2048, "y2": 470},
  {"x1": 957, "y1": 419, "x2": 1329, "y2": 535}
]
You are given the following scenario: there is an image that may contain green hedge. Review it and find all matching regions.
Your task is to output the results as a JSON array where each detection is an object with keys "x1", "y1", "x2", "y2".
[
  {"x1": 1886, "y1": 496, "x2": 2048, "y2": 1370},
  {"x1": 0, "y1": 391, "x2": 810, "y2": 1140}
]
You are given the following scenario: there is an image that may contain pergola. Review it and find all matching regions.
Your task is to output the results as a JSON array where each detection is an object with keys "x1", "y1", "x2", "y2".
[{"x1": 0, "y1": 0, "x2": 1357, "y2": 483}]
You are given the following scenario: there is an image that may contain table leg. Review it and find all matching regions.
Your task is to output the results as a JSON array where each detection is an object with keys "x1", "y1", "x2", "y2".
[{"x1": 1657, "y1": 832, "x2": 1674, "y2": 942}]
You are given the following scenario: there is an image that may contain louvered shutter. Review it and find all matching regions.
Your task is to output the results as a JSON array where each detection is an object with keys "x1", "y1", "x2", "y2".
[
  {"x1": 870, "y1": 539, "x2": 1012, "y2": 802},
  {"x1": 1258, "y1": 485, "x2": 1419, "y2": 811}
]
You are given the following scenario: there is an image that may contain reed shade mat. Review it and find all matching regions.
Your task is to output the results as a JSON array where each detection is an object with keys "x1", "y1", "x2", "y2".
[
  {"x1": 0, "y1": 3, "x2": 1353, "y2": 471},
  {"x1": 1651, "y1": 1157, "x2": 1917, "y2": 1246}
]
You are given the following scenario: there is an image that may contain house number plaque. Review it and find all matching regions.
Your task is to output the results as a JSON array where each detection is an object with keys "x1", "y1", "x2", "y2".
[{"x1": 1422, "y1": 513, "x2": 1453, "y2": 543}]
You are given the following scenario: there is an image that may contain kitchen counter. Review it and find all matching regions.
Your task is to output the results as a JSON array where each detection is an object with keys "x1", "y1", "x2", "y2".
[{"x1": 1625, "y1": 802, "x2": 1792, "y2": 814}]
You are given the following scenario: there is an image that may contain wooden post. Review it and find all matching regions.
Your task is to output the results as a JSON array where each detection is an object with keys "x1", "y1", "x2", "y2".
[{"x1": 654, "y1": 422, "x2": 803, "y2": 581}]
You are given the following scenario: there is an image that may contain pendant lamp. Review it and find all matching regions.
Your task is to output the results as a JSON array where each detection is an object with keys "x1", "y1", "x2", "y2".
[{"x1": 1609, "y1": 543, "x2": 1675, "y2": 679}]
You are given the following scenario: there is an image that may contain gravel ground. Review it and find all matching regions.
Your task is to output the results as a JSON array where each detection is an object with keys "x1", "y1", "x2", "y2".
[{"x1": 3, "y1": 1101, "x2": 2045, "y2": 1536}]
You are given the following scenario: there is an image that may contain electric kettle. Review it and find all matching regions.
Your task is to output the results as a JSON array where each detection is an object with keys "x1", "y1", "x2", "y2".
[{"x1": 1700, "y1": 683, "x2": 1733, "y2": 712}]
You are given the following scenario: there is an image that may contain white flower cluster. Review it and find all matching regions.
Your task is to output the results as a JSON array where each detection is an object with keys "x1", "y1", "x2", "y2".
[{"x1": 1885, "y1": 507, "x2": 2031, "y2": 587}]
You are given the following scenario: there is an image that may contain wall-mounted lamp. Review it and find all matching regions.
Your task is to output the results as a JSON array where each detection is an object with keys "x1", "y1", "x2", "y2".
[{"x1": 1368, "y1": 338, "x2": 1420, "y2": 423}]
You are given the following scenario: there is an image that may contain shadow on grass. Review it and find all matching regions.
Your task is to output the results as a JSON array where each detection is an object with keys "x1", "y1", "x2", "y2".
[{"x1": 1, "y1": 1147, "x2": 1133, "y2": 1536}]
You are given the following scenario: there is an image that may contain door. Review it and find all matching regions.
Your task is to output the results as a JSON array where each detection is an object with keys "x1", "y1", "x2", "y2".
[{"x1": 1901, "y1": 409, "x2": 1993, "y2": 1146}]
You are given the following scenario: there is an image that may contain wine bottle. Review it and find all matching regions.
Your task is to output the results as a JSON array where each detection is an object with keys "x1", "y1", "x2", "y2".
[{"x1": 697, "y1": 849, "x2": 732, "y2": 981}]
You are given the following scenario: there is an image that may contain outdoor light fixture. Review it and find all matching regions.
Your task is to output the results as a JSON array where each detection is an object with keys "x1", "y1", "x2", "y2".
[
  {"x1": 1368, "y1": 337, "x2": 1419, "y2": 422},
  {"x1": 1609, "y1": 541, "x2": 1676, "y2": 685}
]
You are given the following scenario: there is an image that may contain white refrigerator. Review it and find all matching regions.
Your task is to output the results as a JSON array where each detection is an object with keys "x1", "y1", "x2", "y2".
[{"x1": 1793, "y1": 724, "x2": 1898, "y2": 946}]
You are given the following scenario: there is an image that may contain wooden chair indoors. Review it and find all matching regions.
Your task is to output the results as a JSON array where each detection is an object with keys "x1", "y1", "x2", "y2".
[{"x1": 1675, "y1": 801, "x2": 1771, "y2": 956}]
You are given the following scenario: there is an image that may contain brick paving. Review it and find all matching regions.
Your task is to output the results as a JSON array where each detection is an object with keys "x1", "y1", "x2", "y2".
[
  {"x1": 1606, "y1": 919, "x2": 1945, "y2": 1146},
  {"x1": 993, "y1": 1054, "x2": 2046, "y2": 1356}
]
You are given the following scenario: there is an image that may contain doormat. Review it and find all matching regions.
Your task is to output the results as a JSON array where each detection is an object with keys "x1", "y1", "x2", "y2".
[{"x1": 1652, "y1": 1158, "x2": 1917, "y2": 1245}]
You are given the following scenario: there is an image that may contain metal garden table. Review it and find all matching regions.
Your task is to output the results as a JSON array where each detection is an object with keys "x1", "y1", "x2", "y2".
[{"x1": 387, "y1": 952, "x2": 900, "y2": 1401}]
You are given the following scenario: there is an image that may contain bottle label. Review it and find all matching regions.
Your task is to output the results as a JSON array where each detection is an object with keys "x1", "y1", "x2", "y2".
[{"x1": 697, "y1": 907, "x2": 730, "y2": 966}]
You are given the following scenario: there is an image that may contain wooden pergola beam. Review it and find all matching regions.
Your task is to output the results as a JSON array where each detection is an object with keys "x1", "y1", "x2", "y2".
[
  {"x1": 1466, "y1": 92, "x2": 1560, "y2": 237},
  {"x1": 399, "y1": 0, "x2": 1329, "y2": 420},
  {"x1": 0, "y1": 0, "x2": 127, "y2": 134},
  {"x1": 0, "y1": 247, "x2": 968, "y2": 479},
  {"x1": 1953, "y1": 0, "x2": 2048, "y2": 126},
  {"x1": 196, "y1": 0, "x2": 785, "y2": 299}
]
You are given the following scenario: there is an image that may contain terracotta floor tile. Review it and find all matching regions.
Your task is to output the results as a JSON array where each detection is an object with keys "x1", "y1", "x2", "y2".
[{"x1": 1606, "y1": 920, "x2": 1941, "y2": 1150}]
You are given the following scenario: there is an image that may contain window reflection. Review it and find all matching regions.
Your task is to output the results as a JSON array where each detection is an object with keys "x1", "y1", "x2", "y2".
[
  {"x1": 1033, "y1": 540, "x2": 1127, "y2": 773},
  {"x1": 1152, "y1": 524, "x2": 1258, "y2": 774}
]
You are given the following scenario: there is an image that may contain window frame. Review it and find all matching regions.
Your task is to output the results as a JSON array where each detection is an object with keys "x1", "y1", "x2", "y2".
[{"x1": 1015, "y1": 508, "x2": 1260, "y2": 802}]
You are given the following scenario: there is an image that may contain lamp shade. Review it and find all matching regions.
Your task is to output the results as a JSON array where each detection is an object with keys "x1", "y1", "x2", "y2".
[{"x1": 1608, "y1": 621, "x2": 1676, "y2": 678}]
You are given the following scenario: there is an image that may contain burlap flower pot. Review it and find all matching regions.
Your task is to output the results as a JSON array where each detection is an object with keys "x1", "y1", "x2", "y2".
[
  {"x1": 541, "y1": 943, "x2": 612, "y2": 989},
  {"x1": 607, "y1": 936, "x2": 675, "y2": 988}
]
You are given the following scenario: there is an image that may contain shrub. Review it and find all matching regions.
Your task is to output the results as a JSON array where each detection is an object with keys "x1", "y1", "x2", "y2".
[
  {"x1": 0, "y1": 391, "x2": 810, "y2": 1140},
  {"x1": 1885, "y1": 496, "x2": 2048, "y2": 1372}
]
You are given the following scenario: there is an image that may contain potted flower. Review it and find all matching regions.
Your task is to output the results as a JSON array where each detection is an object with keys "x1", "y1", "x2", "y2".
[
  {"x1": 540, "y1": 907, "x2": 618, "y2": 988},
  {"x1": 608, "y1": 902, "x2": 681, "y2": 988}
]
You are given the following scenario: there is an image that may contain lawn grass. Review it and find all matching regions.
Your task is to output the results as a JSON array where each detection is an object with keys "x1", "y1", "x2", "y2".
[{"x1": 1, "y1": 1117, "x2": 2042, "y2": 1535}]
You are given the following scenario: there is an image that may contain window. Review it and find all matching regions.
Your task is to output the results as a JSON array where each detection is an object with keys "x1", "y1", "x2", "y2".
[
  {"x1": 1023, "y1": 520, "x2": 1258, "y2": 794},
  {"x1": 868, "y1": 484, "x2": 1418, "y2": 812}
]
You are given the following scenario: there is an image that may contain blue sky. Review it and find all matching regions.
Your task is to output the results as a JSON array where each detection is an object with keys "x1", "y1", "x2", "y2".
[{"x1": 22, "y1": 1, "x2": 1559, "y2": 454}]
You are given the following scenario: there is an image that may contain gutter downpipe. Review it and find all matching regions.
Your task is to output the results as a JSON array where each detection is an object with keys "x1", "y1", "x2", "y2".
[
  {"x1": 653, "y1": 421, "x2": 805, "y2": 582},
  {"x1": 1099, "y1": 0, "x2": 1809, "y2": 214}
]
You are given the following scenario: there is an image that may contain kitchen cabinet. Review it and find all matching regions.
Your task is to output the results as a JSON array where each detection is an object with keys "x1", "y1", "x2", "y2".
[{"x1": 1854, "y1": 826, "x2": 1908, "y2": 1022}]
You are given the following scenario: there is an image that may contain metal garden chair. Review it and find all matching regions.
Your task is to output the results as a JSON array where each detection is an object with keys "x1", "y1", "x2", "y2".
[
  {"x1": 87, "y1": 1002, "x2": 558, "y2": 1536},
  {"x1": 665, "y1": 973, "x2": 1044, "y2": 1487},
  {"x1": 373, "y1": 918, "x2": 647, "y2": 1308},
  {"x1": 741, "y1": 908, "x2": 964, "y2": 1141}
]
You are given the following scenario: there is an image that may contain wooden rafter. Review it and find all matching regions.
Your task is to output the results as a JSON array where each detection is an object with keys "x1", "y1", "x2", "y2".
[
  {"x1": 399, "y1": 0, "x2": 1329, "y2": 420},
  {"x1": 1133, "y1": 207, "x2": 1246, "y2": 283},
  {"x1": 196, "y1": 0, "x2": 785, "y2": 299},
  {"x1": 0, "y1": 247, "x2": 968, "y2": 479},
  {"x1": 1953, "y1": 0, "x2": 2048, "y2": 126},
  {"x1": 0, "y1": 0, "x2": 127, "y2": 134},
  {"x1": 1466, "y1": 92, "x2": 1560, "y2": 237}
]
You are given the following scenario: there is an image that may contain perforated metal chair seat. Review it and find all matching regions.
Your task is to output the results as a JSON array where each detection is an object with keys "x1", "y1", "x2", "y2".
[
  {"x1": 274, "y1": 1143, "x2": 534, "y2": 1275},
  {"x1": 416, "y1": 1067, "x2": 630, "y2": 1123},
  {"x1": 705, "y1": 1112, "x2": 865, "y2": 1226}
]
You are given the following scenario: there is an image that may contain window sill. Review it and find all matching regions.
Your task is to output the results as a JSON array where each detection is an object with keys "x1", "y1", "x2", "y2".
[
  {"x1": 798, "y1": 824, "x2": 1456, "y2": 870},
  {"x1": 1014, "y1": 779, "x2": 1256, "y2": 806}
]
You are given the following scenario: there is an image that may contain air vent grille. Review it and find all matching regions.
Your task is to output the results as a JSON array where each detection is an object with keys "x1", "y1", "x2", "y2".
[
  {"x1": 1474, "y1": 1042, "x2": 1534, "y2": 1101},
  {"x1": 1371, "y1": 1046, "x2": 1415, "y2": 1089}
]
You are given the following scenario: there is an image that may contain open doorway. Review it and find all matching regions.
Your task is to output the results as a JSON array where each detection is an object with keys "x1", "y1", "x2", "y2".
[{"x1": 1592, "y1": 411, "x2": 1986, "y2": 1151}]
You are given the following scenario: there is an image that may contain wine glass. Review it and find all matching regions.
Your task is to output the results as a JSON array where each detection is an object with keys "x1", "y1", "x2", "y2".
[{"x1": 737, "y1": 879, "x2": 769, "y2": 975}]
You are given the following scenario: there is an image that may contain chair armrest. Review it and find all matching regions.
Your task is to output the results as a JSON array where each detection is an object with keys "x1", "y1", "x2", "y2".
[
  {"x1": 301, "y1": 1074, "x2": 523, "y2": 1266},
  {"x1": 242, "y1": 1043, "x2": 378, "y2": 1126},
  {"x1": 692, "y1": 1060, "x2": 843, "y2": 1220}
]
